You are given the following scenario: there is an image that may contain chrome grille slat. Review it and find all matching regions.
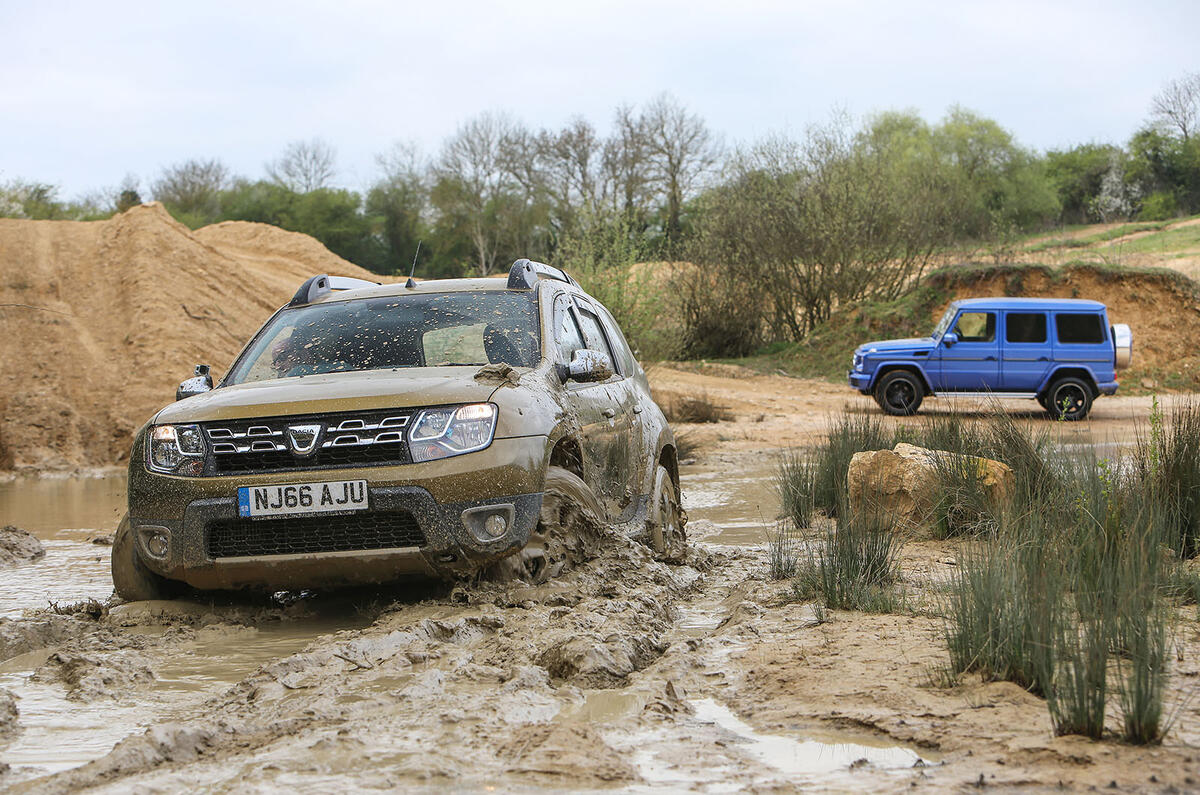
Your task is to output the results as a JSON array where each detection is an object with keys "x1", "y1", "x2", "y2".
[{"x1": 200, "y1": 409, "x2": 414, "y2": 474}]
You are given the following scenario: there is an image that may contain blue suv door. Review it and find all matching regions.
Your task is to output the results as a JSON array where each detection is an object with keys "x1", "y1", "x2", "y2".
[
  {"x1": 1000, "y1": 311, "x2": 1051, "y2": 392},
  {"x1": 940, "y1": 309, "x2": 1000, "y2": 391}
]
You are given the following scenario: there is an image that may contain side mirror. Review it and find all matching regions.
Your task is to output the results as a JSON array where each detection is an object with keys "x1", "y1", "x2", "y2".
[
  {"x1": 942, "y1": 332, "x2": 958, "y2": 347},
  {"x1": 566, "y1": 349, "x2": 614, "y2": 383},
  {"x1": 176, "y1": 364, "x2": 214, "y2": 401}
]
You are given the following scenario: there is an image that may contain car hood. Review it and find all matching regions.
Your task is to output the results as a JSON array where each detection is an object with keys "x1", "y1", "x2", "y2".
[
  {"x1": 856, "y1": 337, "x2": 936, "y2": 355},
  {"x1": 154, "y1": 367, "x2": 519, "y2": 424}
]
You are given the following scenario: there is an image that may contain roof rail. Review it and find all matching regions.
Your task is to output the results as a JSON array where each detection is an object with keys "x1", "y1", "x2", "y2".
[
  {"x1": 507, "y1": 259, "x2": 576, "y2": 290},
  {"x1": 289, "y1": 275, "x2": 381, "y2": 306}
]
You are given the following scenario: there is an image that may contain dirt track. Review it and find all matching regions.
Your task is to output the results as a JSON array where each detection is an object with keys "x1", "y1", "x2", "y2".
[{"x1": 3, "y1": 371, "x2": 1200, "y2": 791}]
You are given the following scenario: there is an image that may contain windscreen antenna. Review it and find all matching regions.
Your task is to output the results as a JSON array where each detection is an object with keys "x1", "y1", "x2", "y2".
[{"x1": 405, "y1": 241, "x2": 422, "y2": 288}]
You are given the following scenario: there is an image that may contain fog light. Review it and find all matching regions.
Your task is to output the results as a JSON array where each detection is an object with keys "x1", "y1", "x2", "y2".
[
  {"x1": 138, "y1": 526, "x2": 170, "y2": 559},
  {"x1": 484, "y1": 514, "x2": 508, "y2": 537}
]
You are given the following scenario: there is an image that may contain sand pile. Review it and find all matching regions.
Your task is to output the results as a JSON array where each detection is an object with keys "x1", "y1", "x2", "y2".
[{"x1": 0, "y1": 204, "x2": 383, "y2": 473}]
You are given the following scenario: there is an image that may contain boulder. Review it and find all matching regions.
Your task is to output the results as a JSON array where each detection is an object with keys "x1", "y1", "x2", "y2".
[
  {"x1": 0, "y1": 525, "x2": 44, "y2": 566},
  {"x1": 847, "y1": 443, "x2": 1013, "y2": 537}
]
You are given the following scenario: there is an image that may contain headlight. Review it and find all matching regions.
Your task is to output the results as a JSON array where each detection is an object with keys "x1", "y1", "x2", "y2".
[
  {"x1": 409, "y1": 403, "x2": 497, "y2": 462},
  {"x1": 147, "y1": 424, "x2": 206, "y2": 475},
  {"x1": 854, "y1": 354, "x2": 864, "y2": 372}
]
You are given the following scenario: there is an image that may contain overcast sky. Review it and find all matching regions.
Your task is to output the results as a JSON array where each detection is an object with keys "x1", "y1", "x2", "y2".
[{"x1": 2, "y1": 0, "x2": 1197, "y2": 200}]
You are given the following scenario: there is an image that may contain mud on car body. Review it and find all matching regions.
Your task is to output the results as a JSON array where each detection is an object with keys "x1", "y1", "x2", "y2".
[
  {"x1": 113, "y1": 260, "x2": 684, "y2": 599},
  {"x1": 848, "y1": 297, "x2": 1133, "y2": 421}
]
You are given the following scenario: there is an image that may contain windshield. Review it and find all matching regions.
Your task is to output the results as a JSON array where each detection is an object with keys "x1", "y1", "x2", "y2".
[
  {"x1": 226, "y1": 291, "x2": 540, "y2": 385},
  {"x1": 932, "y1": 306, "x2": 957, "y2": 339}
]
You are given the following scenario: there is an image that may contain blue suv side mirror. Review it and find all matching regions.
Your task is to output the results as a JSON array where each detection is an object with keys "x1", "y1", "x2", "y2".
[{"x1": 942, "y1": 332, "x2": 958, "y2": 347}]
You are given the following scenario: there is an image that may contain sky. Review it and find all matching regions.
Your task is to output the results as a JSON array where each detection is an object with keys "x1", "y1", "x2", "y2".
[{"x1": 2, "y1": 0, "x2": 1197, "y2": 200}]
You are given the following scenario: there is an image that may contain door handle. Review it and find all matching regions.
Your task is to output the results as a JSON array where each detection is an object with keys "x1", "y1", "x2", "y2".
[
  {"x1": 1038, "y1": 356, "x2": 1048, "y2": 362},
  {"x1": 601, "y1": 408, "x2": 616, "y2": 418},
  {"x1": 984, "y1": 355, "x2": 997, "y2": 361}
]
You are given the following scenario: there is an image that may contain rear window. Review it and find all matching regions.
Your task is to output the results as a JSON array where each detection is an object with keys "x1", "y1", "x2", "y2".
[
  {"x1": 1006, "y1": 313, "x2": 1047, "y2": 343},
  {"x1": 1055, "y1": 313, "x2": 1105, "y2": 344}
]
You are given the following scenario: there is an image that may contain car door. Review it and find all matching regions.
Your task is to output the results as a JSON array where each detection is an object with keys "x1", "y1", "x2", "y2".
[
  {"x1": 570, "y1": 297, "x2": 638, "y2": 520},
  {"x1": 1051, "y1": 311, "x2": 1111, "y2": 381},
  {"x1": 940, "y1": 309, "x2": 1000, "y2": 391},
  {"x1": 1000, "y1": 311, "x2": 1051, "y2": 392},
  {"x1": 593, "y1": 302, "x2": 647, "y2": 507},
  {"x1": 553, "y1": 295, "x2": 632, "y2": 520}
]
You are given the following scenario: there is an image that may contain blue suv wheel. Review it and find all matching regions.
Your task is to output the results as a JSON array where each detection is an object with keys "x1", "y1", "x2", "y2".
[{"x1": 875, "y1": 371, "x2": 924, "y2": 416}]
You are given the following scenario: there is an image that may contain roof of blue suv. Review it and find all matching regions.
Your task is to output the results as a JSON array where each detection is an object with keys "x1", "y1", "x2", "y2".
[{"x1": 952, "y1": 297, "x2": 1106, "y2": 311}]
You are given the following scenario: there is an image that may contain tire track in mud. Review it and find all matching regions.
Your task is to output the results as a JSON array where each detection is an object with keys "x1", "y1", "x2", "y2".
[{"x1": 7, "y1": 535, "x2": 741, "y2": 792}]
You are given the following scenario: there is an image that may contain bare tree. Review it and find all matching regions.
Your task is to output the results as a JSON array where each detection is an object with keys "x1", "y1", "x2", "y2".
[
  {"x1": 266, "y1": 138, "x2": 337, "y2": 192},
  {"x1": 1150, "y1": 71, "x2": 1200, "y2": 141},
  {"x1": 433, "y1": 113, "x2": 522, "y2": 274},
  {"x1": 152, "y1": 158, "x2": 230, "y2": 221},
  {"x1": 640, "y1": 94, "x2": 722, "y2": 246},
  {"x1": 602, "y1": 104, "x2": 655, "y2": 219}
]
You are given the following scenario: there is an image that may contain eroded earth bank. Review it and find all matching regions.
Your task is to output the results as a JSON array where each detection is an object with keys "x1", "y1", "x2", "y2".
[{"x1": 3, "y1": 372, "x2": 1200, "y2": 792}]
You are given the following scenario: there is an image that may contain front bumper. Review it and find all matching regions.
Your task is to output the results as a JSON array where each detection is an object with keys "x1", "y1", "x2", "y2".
[
  {"x1": 127, "y1": 435, "x2": 548, "y2": 589},
  {"x1": 848, "y1": 370, "x2": 872, "y2": 391}
]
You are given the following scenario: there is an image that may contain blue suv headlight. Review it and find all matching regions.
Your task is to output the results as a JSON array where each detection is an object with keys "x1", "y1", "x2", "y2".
[{"x1": 854, "y1": 353, "x2": 864, "y2": 372}]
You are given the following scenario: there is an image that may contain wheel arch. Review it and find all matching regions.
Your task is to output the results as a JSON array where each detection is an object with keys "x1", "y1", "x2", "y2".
[
  {"x1": 872, "y1": 363, "x2": 933, "y2": 394},
  {"x1": 1039, "y1": 367, "x2": 1099, "y2": 398},
  {"x1": 546, "y1": 431, "x2": 584, "y2": 481}
]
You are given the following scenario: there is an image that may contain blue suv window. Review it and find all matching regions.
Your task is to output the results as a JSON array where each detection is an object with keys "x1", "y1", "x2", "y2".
[
  {"x1": 954, "y1": 312, "x2": 995, "y2": 342},
  {"x1": 1006, "y1": 313, "x2": 1047, "y2": 343},
  {"x1": 1056, "y1": 313, "x2": 1105, "y2": 344}
]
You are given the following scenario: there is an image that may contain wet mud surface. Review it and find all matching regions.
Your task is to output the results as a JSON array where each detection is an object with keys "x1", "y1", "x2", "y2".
[{"x1": 4, "y1": 383, "x2": 1200, "y2": 791}]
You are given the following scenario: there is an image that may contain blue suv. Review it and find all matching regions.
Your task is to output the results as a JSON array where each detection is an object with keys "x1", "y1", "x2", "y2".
[{"x1": 848, "y1": 298, "x2": 1133, "y2": 420}]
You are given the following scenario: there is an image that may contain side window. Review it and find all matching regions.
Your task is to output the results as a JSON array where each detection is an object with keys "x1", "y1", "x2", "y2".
[
  {"x1": 555, "y1": 298, "x2": 586, "y2": 364},
  {"x1": 1056, "y1": 313, "x2": 1105, "y2": 344},
  {"x1": 595, "y1": 305, "x2": 636, "y2": 376},
  {"x1": 954, "y1": 312, "x2": 996, "y2": 343},
  {"x1": 1006, "y1": 313, "x2": 1047, "y2": 344},
  {"x1": 574, "y1": 302, "x2": 619, "y2": 373}
]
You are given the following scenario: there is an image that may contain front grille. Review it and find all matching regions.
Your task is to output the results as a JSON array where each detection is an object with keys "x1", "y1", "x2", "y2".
[
  {"x1": 206, "y1": 511, "x2": 425, "y2": 558},
  {"x1": 202, "y1": 409, "x2": 413, "y2": 474}
]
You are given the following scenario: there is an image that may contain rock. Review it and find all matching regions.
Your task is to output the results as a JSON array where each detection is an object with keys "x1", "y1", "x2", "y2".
[
  {"x1": 0, "y1": 525, "x2": 44, "y2": 566},
  {"x1": 1141, "y1": 378, "x2": 1157, "y2": 390},
  {"x1": 0, "y1": 688, "x2": 18, "y2": 740},
  {"x1": 846, "y1": 443, "x2": 1013, "y2": 538}
]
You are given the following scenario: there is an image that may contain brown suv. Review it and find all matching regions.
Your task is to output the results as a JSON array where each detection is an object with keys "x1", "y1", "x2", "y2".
[{"x1": 112, "y1": 260, "x2": 684, "y2": 599}]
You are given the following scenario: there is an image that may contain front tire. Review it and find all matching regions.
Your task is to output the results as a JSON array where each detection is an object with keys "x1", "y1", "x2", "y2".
[
  {"x1": 489, "y1": 466, "x2": 605, "y2": 584},
  {"x1": 1044, "y1": 377, "x2": 1093, "y2": 421},
  {"x1": 111, "y1": 516, "x2": 177, "y2": 601},
  {"x1": 875, "y1": 371, "x2": 924, "y2": 416}
]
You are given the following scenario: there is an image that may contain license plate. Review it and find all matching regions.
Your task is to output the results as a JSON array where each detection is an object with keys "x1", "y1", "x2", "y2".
[{"x1": 237, "y1": 480, "x2": 368, "y2": 519}]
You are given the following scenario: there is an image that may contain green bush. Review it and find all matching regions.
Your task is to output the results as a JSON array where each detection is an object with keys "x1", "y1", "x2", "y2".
[{"x1": 1139, "y1": 191, "x2": 1179, "y2": 221}]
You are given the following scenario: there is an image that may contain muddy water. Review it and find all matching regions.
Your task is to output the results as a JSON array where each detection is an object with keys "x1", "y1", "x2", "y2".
[{"x1": 680, "y1": 457, "x2": 780, "y2": 546}]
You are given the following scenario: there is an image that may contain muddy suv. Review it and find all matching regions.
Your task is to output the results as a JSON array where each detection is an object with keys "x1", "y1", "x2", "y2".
[
  {"x1": 848, "y1": 298, "x2": 1133, "y2": 420},
  {"x1": 113, "y1": 260, "x2": 684, "y2": 600}
]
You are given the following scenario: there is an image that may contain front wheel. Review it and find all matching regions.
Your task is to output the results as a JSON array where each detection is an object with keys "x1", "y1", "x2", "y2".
[
  {"x1": 489, "y1": 466, "x2": 605, "y2": 584},
  {"x1": 647, "y1": 465, "x2": 686, "y2": 562},
  {"x1": 875, "y1": 371, "x2": 924, "y2": 416},
  {"x1": 1044, "y1": 377, "x2": 1093, "y2": 421}
]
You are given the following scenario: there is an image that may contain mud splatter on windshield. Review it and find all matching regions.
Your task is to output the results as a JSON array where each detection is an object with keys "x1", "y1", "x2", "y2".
[{"x1": 226, "y1": 292, "x2": 540, "y2": 384}]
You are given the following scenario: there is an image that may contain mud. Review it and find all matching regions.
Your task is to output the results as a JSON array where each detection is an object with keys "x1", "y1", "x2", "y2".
[
  {"x1": 4, "y1": 376, "x2": 1200, "y2": 790},
  {"x1": 0, "y1": 526, "x2": 43, "y2": 566}
]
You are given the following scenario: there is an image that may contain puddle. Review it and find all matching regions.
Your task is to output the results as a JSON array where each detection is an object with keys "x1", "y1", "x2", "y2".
[
  {"x1": 562, "y1": 689, "x2": 647, "y2": 724},
  {"x1": 680, "y1": 459, "x2": 780, "y2": 546},
  {"x1": 0, "y1": 473, "x2": 126, "y2": 539},
  {"x1": 690, "y1": 698, "x2": 930, "y2": 777},
  {"x1": 0, "y1": 615, "x2": 370, "y2": 776},
  {"x1": 0, "y1": 540, "x2": 114, "y2": 618}
]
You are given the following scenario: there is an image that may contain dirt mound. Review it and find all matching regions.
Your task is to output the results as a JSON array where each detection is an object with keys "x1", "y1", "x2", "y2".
[
  {"x1": 0, "y1": 204, "x2": 383, "y2": 473},
  {"x1": 0, "y1": 525, "x2": 44, "y2": 565}
]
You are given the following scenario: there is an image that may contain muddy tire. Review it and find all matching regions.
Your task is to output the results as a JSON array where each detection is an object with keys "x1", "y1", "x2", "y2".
[
  {"x1": 489, "y1": 466, "x2": 604, "y2": 585},
  {"x1": 875, "y1": 370, "x2": 923, "y2": 416},
  {"x1": 1044, "y1": 377, "x2": 1093, "y2": 421},
  {"x1": 647, "y1": 464, "x2": 686, "y2": 562},
  {"x1": 111, "y1": 515, "x2": 176, "y2": 601}
]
